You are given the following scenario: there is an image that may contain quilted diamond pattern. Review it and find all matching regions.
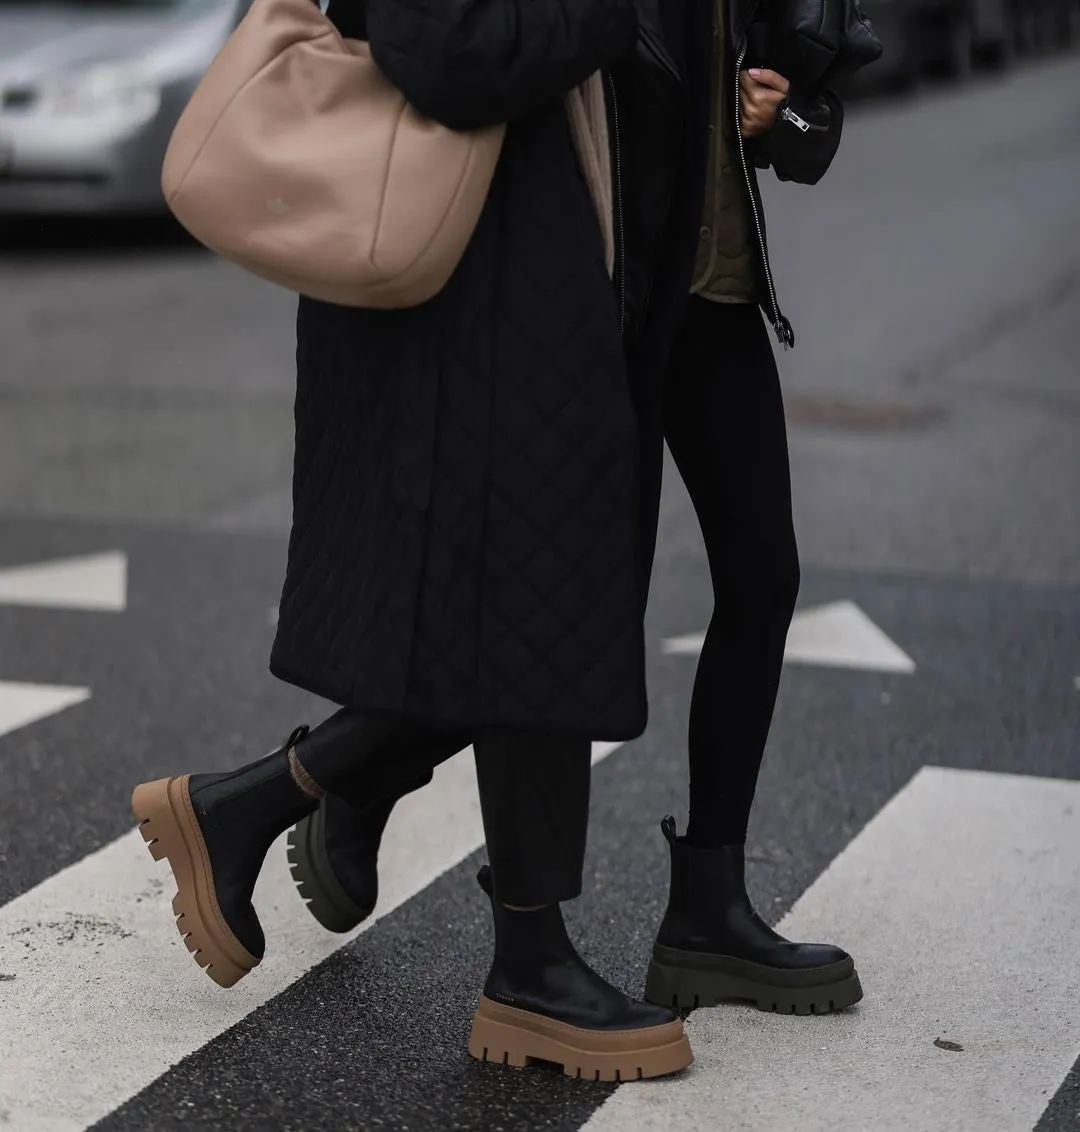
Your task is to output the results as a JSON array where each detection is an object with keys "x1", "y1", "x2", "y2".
[{"x1": 271, "y1": 105, "x2": 647, "y2": 740}]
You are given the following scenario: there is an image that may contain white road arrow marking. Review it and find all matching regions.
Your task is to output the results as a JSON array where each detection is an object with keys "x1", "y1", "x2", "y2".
[
  {"x1": 0, "y1": 681, "x2": 91, "y2": 739},
  {"x1": 587, "y1": 767, "x2": 1080, "y2": 1132},
  {"x1": 0, "y1": 551, "x2": 127, "y2": 612},
  {"x1": 664, "y1": 600, "x2": 916, "y2": 674}
]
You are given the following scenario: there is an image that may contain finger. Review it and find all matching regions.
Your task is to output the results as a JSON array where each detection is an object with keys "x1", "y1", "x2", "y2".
[
  {"x1": 759, "y1": 91, "x2": 786, "y2": 113},
  {"x1": 746, "y1": 68, "x2": 791, "y2": 94},
  {"x1": 750, "y1": 83, "x2": 786, "y2": 107},
  {"x1": 745, "y1": 68, "x2": 790, "y2": 94},
  {"x1": 746, "y1": 104, "x2": 776, "y2": 134}
]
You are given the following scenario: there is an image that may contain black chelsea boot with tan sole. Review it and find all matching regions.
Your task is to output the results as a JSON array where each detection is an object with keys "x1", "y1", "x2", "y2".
[
  {"x1": 468, "y1": 866, "x2": 693, "y2": 1082},
  {"x1": 132, "y1": 726, "x2": 318, "y2": 987}
]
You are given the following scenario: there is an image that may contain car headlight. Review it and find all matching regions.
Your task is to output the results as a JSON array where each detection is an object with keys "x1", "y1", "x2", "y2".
[{"x1": 40, "y1": 61, "x2": 162, "y2": 121}]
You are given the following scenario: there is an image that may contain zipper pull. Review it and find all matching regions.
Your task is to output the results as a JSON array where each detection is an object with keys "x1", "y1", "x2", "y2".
[
  {"x1": 773, "y1": 316, "x2": 795, "y2": 351},
  {"x1": 780, "y1": 105, "x2": 811, "y2": 133}
]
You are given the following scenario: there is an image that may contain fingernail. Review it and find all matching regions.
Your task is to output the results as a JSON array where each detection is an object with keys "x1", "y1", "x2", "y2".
[{"x1": 748, "y1": 68, "x2": 762, "y2": 77}]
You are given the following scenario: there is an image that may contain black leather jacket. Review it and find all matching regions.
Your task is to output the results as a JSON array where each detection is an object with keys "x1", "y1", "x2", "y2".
[
  {"x1": 612, "y1": 0, "x2": 845, "y2": 350},
  {"x1": 334, "y1": 0, "x2": 837, "y2": 354}
]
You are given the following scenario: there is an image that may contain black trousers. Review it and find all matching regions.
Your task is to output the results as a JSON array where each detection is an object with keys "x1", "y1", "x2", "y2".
[
  {"x1": 296, "y1": 712, "x2": 591, "y2": 907},
  {"x1": 664, "y1": 298, "x2": 800, "y2": 846}
]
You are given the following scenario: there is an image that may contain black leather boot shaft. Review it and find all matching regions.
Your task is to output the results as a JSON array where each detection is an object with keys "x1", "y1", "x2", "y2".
[
  {"x1": 319, "y1": 792, "x2": 386, "y2": 913},
  {"x1": 318, "y1": 769, "x2": 433, "y2": 911},
  {"x1": 655, "y1": 816, "x2": 847, "y2": 970},
  {"x1": 291, "y1": 710, "x2": 464, "y2": 809},
  {"x1": 188, "y1": 726, "x2": 317, "y2": 957},
  {"x1": 477, "y1": 866, "x2": 676, "y2": 1031}
]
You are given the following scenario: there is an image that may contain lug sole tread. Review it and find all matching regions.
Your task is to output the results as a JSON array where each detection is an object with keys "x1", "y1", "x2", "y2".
[
  {"x1": 132, "y1": 777, "x2": 259, "y2": 989},
  {"x1": 467, "y1": 997, "x2": 692, "y2": 1083},
  {"x1": 286, "y1": 807, "x2": 372, "y2": 935},
  {"x1": 645, "y1": 958, "x2": 863, "y2": 1016}
]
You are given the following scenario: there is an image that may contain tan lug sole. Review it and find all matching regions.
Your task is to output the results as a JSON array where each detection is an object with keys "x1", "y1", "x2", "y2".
[
  {"x1": 132, "y1": 776, "x2": 260, "y2": 989},
  {"x1": 467, "y1": 996, "x2": 693, "y2": 1082}
]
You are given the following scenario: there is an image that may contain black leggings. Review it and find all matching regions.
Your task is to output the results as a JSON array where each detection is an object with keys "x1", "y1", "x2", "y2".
[
  {"x1": 295, "y1": 712, "x2": 591, "y2": 907},
  {"x1": 664, "y1": 298, "x2": 800, "y2": 847}
]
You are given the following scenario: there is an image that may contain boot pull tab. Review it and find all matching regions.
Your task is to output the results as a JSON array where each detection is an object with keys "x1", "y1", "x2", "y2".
[
  {"x1": 476, "y1": 864, "x2": 494, "y2": 898},
  {"x1": 284, "y1": 723, "x2": 310, "y2": 751},
  {"x1": 661, "y1": 815, "x2": 678, "y2": 844}
]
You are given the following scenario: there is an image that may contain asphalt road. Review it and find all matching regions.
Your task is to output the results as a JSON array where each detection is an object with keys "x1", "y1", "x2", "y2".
[{"x1": 1, "y1": 54, "x2": 1078, "y2": 1132}]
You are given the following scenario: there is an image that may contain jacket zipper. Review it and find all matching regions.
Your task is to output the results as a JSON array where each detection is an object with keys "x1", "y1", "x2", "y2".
[
  {"x1": 734, "y1": 41, "x2": 794, "y2": 349},
  {"x1": 779, "y1": 104, "x2": 828, "y2": 133},
  {"x1": 604, "y1": 71, "x2": 626, "y2": 335}
]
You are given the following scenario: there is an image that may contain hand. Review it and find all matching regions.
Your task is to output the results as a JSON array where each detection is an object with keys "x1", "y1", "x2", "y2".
[{"x1": 739, "y1": 68, "x2": 790, "y2": 137}]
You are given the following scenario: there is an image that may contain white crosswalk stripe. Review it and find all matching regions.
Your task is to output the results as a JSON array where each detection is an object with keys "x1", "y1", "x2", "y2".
[
  {"x1": 586, "y1": 767, "x2": 1080, "y2": 1132},
  {"x1": 6, "y1": 751, "x2": 1079, "y2": 1131},
  {"x1": 0, "y1": 552, "x2": 128, "y2": 612},
  {"x1": 0, "y1": 552, "x2": 126, "y2": 740},
  {"x1": 0, "y1": 680, "x2": 91, "y2": 739},
  {"x1": 0, "y1": 741, "x2": 622, "y2": 1132},
  {"x1": 1, "y1": 546, "x2": 1076, "y2": 1131}
]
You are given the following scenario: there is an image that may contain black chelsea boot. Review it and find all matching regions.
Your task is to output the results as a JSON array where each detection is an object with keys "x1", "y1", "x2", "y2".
[
  {"x1": 132, "y1": 726, "x2": 318, "y2": 987},
  {"x1": 468, "y1": 866, "x2": 693, "y2": 1082},
  {"x1": 644, "y1": 817, "x2": 863, "y2": 1015},
  {"x1": 286, "y1": 769, "x2": 433, "y2": 933}
]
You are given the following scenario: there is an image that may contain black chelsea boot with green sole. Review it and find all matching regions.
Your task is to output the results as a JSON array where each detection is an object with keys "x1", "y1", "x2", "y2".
[
  {"x1": 287, "y1": 773, "x2": 433, "y2": 932},
  {"x1": 644, "y1": 817, "x2": 863, "y2": 1016}
]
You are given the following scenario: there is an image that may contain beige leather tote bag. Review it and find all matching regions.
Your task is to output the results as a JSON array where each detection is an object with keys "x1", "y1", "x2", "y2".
[{"x1": 161, "y1": 0, "x2": 505, "y2": 309}]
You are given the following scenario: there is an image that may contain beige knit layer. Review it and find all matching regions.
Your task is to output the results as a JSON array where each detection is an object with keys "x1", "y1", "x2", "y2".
[{"x1": 566, "y1": 74, "x2": 615, "y2": 277}]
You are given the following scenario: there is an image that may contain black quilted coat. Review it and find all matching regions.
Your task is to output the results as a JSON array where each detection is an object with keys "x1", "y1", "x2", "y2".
[
  {"x1": 270, "y1": 0, "x2": 650, "y2": 739},
  {"x1": 270, "y1": 0, "x2": 846, "y2": 740}
]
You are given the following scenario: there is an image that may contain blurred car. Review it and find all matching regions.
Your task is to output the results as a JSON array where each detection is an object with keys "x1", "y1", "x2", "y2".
[
  {"x1": 849, "y1": 0, "x2": 1013, "y2": 89},
  {"x1": 1010, "y1": 0, "x2": 1080, "y2": 52},
  {"x1": 843, "y1": 0, "x2": 923, "y2": 90},
  {"x1": 0, "y1": 0, "x2": 246, "y2": 215},
  {"x1": 848, "y1": 0, "x2": 1078, "y2": 92},
  {"x1": 917, "y1": 0, "x2": 1014, "y2": 73}
]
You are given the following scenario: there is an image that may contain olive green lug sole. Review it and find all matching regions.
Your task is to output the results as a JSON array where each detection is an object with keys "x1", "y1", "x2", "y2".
[
  {"x1": 644, "y1": 943, "x2": 863, "y2": 1016},
  {"x1": 287, "y1": 803, "x2": 374, "y2": 934}
]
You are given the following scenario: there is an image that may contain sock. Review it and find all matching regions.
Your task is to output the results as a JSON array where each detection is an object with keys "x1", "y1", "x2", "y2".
[{"x1": 288, "y1": 745, "x2": 325, "y2": 801}]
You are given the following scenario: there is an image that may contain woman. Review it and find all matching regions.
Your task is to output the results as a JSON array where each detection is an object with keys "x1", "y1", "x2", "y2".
[
  {"x1": 134, "y1": 0, "x2": 861, "y2": 1082},
  {"x1": 281, "y1": 0, "x2": 863, "y2": 1020},
  {"x1": 629, "y1": 0, "x2": 866, "y2": 1015},
  {"x1": 132, "y1": 0, "x2": 694, "y2": 1086}
]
